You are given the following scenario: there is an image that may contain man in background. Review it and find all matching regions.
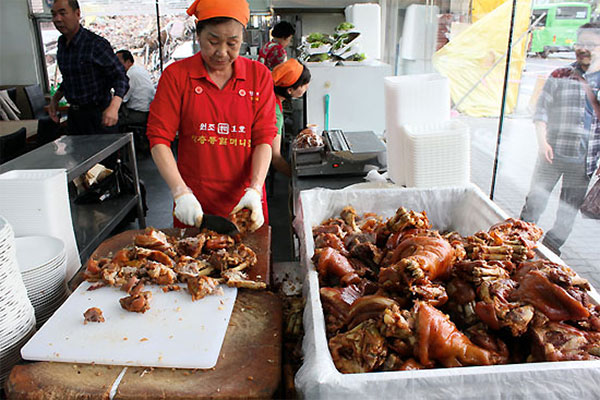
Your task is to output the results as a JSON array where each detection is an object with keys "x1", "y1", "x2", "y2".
[
  {"x1": 116, "y1": 49, "x2": 155, "y2": 128},
  {"x1": 48, "y1": 0, "x2": 129, "y2": 135},
  {"x1": 520, "y1": 23, "x2": 600, "y2": 256}
]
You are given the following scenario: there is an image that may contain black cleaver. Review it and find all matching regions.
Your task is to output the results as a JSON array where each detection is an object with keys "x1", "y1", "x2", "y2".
[{"x1": 196, "y1": 214, "x2": 240, "y2": 236}]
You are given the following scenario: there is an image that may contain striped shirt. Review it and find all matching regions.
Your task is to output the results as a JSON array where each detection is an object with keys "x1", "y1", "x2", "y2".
[
  {"x1": 534, "y1": 63, "x2": 600, "y2": 177},
  {"x1": 57, "y1": 26, "x2": 129, "y2": 107}
]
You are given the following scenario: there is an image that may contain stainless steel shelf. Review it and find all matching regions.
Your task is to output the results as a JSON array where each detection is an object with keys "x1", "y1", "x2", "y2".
[
  {"x1": 0, "y1": 134, "x2": 132, "y2": 180},
  {"x1": 72, "y1": 195, "x2": 140, "y2": 263},
  {"x1": 0, "y1": 133, "x2": 146, "y2": 269}
]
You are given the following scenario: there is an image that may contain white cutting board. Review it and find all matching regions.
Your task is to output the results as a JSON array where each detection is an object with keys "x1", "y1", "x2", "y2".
[{"x1": 21, "y1": 281, "x2": 237, "y2": 369}]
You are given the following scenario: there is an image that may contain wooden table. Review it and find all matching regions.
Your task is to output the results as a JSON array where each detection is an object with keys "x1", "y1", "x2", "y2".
[
  {"x1": 6, "y1": 226, "x2": 283, "y2": 399},
  {"x1": 0, "y1": 120, "x2": 38, "y2": 139}
]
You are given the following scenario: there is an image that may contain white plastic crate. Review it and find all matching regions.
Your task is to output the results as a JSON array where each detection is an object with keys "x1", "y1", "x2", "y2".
[
  {"x1": 293, "y1": 185, "x2": 600, "y2": 399},
  {"x1": 401, "y1": 120, "x2": 470, "y2": 187}
]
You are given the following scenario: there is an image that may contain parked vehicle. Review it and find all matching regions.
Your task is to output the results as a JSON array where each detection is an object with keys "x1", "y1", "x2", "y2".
[{"x1": 529, "y1": 2, "x2": 591, "y2": 58}]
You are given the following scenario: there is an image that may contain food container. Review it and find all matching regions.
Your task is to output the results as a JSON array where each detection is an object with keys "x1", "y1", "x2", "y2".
[{"x1": 293, "y1": 184, "x2": 600, "y2": 399}]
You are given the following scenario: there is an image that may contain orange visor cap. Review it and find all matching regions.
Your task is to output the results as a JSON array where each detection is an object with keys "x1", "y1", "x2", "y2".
[
  {"x1": 186, "y1": 0, "x2": 250, "y2": 27},
  {"x1": 272, "y1": 59, "x2": 303, "y2": 87}
]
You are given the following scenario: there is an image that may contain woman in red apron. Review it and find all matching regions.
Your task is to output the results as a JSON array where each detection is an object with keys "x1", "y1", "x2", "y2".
[{"x1": 146, "y1": 0, "x2": 276, "y2": 231}]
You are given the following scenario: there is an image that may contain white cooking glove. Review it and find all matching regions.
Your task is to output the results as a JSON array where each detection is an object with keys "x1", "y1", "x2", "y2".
[
  {"x1": 232, "y1": 187, "x2": 264, "y2": 232},
  {"x1": 174, "y1": 192, "x2": 203, "y2": 227}
]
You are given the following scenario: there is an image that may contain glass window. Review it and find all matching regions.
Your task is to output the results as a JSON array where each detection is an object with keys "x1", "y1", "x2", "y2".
[
  {"x1": 556, "y1": 6, "x2": 588, "y2": 20},
  {"x1": 31, "y1": 0, "x2": 198, "y2": 90},
  {"x1": 379, "y1": 0, "x2": 599, "y2": 289},
  {"x1": 39, "y1": 21, "x2": 61, "y2": 91},
  {"x1": 531, "y1": 8, "x2": 548, "y2": 26}
]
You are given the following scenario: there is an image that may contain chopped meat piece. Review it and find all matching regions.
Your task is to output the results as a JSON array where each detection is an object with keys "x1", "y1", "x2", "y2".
[
  {"x1": 145, "y1": 260, "x2": 177, "y2": 285},
  {"x1": 320, "y1": 285, "x2": 363, "y2": 336},
  {"x1": 84, "y1": 258, "x2": 110, "y2": 280},
  {"x1": 175, "y1": 235, "x2": 206, "y2": 258},
  {"x1": 313, "y1": 247, "x2": 360, "y2": 286},
  {"x1": 112, "y1": 248, "x2": 134, "y2": 267},
  {"x1": 382, "y1": 231, "x2": 455, "y2": 283},
  {"x1": 120, "y1": 290, "x2": 152, "y2": 313},
  {"x1": 174, "y1": 256, "x2": 213, "y2": 282},
  {"x1": 339, "y1": 206, "x2": 360, "y2": 232},
  {"x1": 135, "y1": 247, "x2": 174, "y2": 267},
  {"x1": 293, "y1": 130, "x2": 323, "y2": 149},
  {"x1": 529, "y1": 319, "x2": 600, "y2": 361},
  {"x1": 329, "y1": 319, "x2": 387, "y2": 373},
  {"x1": 100, "y1": 262, "x2": 120, "y2": 286},
  {"x1": 121, "y1": 276, "x2": 139, "y2": 294},
  {"x1": 312, "y1": 223, "x2": 344, "y2": 238},
  {"x1": 204, "y1": 232, "x2": 235, "y2": 251},
  {"x1": 386, "y1": 207, "x2": 431, "y2": 234},
  {"x1": 348, "y1": 241, "x2": 382, "y2": 267},
  {"x1": 134, "y1": 228, "x2": 176, "y2": 256},
  {"x1": 346, "y1": 295, "x2": 399, "y2": 330},
  {"x1": 208, "y1": 249, "x2": 229, "y2": 270},
  {"x1": 187, "y1": 276, "x2": 223, "y2": 301},
  {"x1": 129, "y1": 281, "x2": 145, "y2": 297},
  {"x1": 83, "y1": 307, "x2": 105, "y2": 324},
  {"x1": 221, "y1": 269, "x2": 267, "y2": 290},
  {"x1": 87, "y1": 282, "x2": 107, "y2": 291},
  {"x1": 162, "y1": 285, "x2": 182, "y2": 292},
  {"x1": 315, "y1": 232, "x2": 348, "y2": 254},
  {"x1": 231, "y1": 207, "x2": 253, "y2": 234},
  {"x1": 226, "y1": 243, "x2": 257, "y2": 271},
  {"x1": 414, "y1": 301, "x2": 508, "y2": 367}
]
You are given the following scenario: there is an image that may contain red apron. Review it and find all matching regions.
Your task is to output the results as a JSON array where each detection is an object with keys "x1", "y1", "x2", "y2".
[{"x1": 173, "y1": 64, "x2": 269, "y2": 228}]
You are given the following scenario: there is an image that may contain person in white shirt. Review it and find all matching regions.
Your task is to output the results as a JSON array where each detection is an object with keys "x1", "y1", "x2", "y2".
[{"x1": 115, "y1": 49, "x2": 155, "y2": 127}]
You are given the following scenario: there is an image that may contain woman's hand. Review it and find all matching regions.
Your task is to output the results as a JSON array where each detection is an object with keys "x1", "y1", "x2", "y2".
[
  {"x1": 174, "y1": 192, "x2": 204, "y2": 227},
  {"x1": 232, "y1": 187, "x2": 264, "y2": 232}
]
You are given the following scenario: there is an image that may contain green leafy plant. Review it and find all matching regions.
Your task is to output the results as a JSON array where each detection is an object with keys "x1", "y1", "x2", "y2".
[
  {"x1": 308, "y1": 53, "x2": 330, "y2": 62},
  {"x1": 335, "y1": 22, "x2": 355, "y2": 32},
  {"x1": 306, "y1": 32, "x2": 328, "y2": 43}
]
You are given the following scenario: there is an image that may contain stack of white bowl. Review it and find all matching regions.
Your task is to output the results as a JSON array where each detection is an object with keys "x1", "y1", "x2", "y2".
[
  {"x1": 15, "y1": 235, "x2": 68, "y2": 328},
  {"x1": 0, "y1": 215, "x2": 36, "y2": 387}
]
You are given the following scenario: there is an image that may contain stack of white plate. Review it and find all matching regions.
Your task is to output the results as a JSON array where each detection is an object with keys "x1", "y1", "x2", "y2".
[
  {"x1": 400, "y1": 120, "x2": 471, "y2": 188},
  {"x1": 0, "y1": 215, "x2": 36, "y2": 387},
  {"x1": 15, "y1": 235, "x2": 68, "y2": 328}
]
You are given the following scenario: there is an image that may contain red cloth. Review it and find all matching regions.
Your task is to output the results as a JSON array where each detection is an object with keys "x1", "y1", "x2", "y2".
[
  {"x1": 258, "y1": 40, "x2": 287, "y2": 70},
  {"x1": 186, "y1": 0, "x2": 250, "y2": 26},
  {"x1": 147, "y1": 53, "x2": 276, "y2": 227}
]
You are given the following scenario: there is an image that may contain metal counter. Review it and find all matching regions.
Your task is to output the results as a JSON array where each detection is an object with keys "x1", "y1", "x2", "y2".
[{"x1": 0, "y1": 133, "x2": 146, "y2": 267}]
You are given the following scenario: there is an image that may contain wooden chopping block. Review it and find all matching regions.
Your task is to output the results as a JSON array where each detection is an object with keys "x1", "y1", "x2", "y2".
[
  {"x1": 7, "y1": 226, "x2": 282, "y2": 399},
  {"x1": 6, "y1": 291, "x2": 282, "y2": 399},
  {"x1": 115, "y1": 291, "x2": 282, "y2": 399},
  {"x1": 6, "y1": 363, "x2": 123, "y2": 399}
]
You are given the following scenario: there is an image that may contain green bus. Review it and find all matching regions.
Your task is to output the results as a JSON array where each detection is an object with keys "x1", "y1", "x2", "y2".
[{"x1": 530, "y1": 2, "x2": 591, "y2": 57}]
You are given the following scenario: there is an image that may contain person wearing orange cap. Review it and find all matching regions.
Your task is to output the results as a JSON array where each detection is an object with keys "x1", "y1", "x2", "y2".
[
  {"x1": 146, "y1": 0, "x2": 276, "y2": 232},
  {"x1": 271, "y1": 59, "x2": 311, "y2": 177}
]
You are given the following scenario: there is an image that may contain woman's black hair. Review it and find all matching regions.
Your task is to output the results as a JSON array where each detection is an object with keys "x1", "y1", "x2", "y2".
[
  {"x1": 195, "y1": 17, "x2": 241, "y2": 34},
  {"x1": 274, "y1": 63, "x2": 311, "y2": 100},
  {"x1": 271, "y1": 21, "x2": 295, "y2": 39}
]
